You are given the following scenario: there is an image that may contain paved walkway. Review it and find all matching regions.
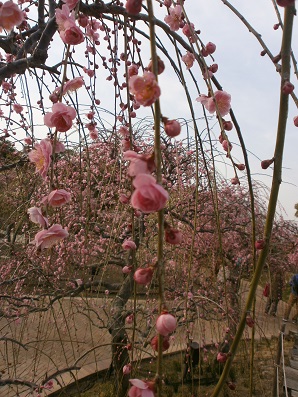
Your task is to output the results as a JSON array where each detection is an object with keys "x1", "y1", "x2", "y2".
[{"x1": 0, "y1": 281, "x2": 297, "y2": 397}]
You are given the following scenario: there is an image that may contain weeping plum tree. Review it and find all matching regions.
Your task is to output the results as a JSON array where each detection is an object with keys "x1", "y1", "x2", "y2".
[{"x1": 0, "y1": 0, "x2": 298, "y2": 396}]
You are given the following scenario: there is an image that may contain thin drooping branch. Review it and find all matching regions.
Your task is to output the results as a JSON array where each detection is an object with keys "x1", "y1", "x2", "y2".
[{"x1": 211, "y1": 5, "x2": 295, "y2": 396}]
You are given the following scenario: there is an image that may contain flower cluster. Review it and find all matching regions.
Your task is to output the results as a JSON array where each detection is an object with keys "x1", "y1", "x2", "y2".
[
  {"x1": 55, "y1": 4, "x2": 84, "y2": 45},
  {"x1": 129, "y1": 71, "x2": 161, "y2": 107},
  {"x1": 196, "y1": 90, "x2": 231, "y2": 117},
  {"x1": 0, "y1": 1, "x2": 24, "y2": 32}
]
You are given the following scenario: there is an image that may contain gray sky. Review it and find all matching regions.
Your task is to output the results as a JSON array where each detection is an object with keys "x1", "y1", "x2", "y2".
[{"x1": 159, "y1": 0, "x2": 298, "y2": 220}]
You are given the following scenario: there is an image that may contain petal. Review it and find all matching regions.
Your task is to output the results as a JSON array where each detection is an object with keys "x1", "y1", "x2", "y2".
[
  {"x1": 129, "y1": 379, "x2": 148, "y2": 389},
  {"x1": 133, "y1": 174, "x2": 156, "y2": 189}
]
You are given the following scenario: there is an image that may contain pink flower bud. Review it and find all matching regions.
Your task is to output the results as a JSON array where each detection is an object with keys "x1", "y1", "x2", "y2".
[
  {"x1": 282, "y1": 81, "x2": 294, "y2": 94},
  {"x1": 163, "y1": 119, "x2": 181, "y2": 138},
  {"x1": 218, "y1": 134, "x2": 224, "y2": 144},
  {"x1": 24, "y1": 137, "x2": 32, "y2": 145},
  {"x1": 126, "y1": 314, "x2": 134, "y2": 324},
  {"x1": 231, "y1": 177, "x2": 239, "y2": 185},
  {"x1": 134, "y1": 267, "x2": 154, "y2": 285},
  {"x1": 261, "y1": 158, "x2": 274, "y2": 169},
  {"x1": 125, "y1": 0, "x2": 143, "y2": 14},
  {"x1": 222, "y1": 140, "x2": 232, "y2": 152},
  {"x1": 147, "y1": 57, "x2": 165, "y2": 75},
  {"x1": 246, "y1": 314, "x2": 254, "y2": 328},
  {"x1": 150, "y1": 335, "x2": 170, "y2": 352},
  {"x1": 119, "y1": 193, "x2": 130, "y2": 204},
  {"x1": 201, "y1": 47, "x2": 209, "y2": 57},
  {"x1": 123, "y1": 363, "x2": 132, "y2": 374},
  {"x1": 205, "y1": 42, "x2": 216, "y2": 55},
  {"x1": 255, "y1": 239, "x2": 265, "y2": 250},
  {"x1": 276, "y1": 0, "x2": 295, "y2": 6},
  {"x1": 209, "y1": 63, "x2": 218, "y2": 73},
  {"x1": 217, "y1": 352, "x2": 227, "y2": 363},
  {"x1": 13, "y1": 104, "x2": 23, "y2": 114},
  {"x1": 122, "y1": 239, "x2": 137, "y2": 250},
  {"x1": 49, "y1": 92, "x2": 59, "y2": 103},
  {"x1": 156, "y1": 312, "x2": 177, "y2": 336},
  {"x1": 165, "y1": 227, "x2": 182, "y2": 245},
  {"x1": 273, "y1": 23, "x2": 280, "y2": 30},
  {"x1": 122, "y1": 266, "x2": 132, "y2": 274},
  {"x1": 222, "y1": 120, "x2": 233, "y2": 131},
  {"x1": 294, "y1": 116, "x2": 298, "y2": 127},
  {"x1": 235, "y1": 163, "x2": 245, "y2": 171}
]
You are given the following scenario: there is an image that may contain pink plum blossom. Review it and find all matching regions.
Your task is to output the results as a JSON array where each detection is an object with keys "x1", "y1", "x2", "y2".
[
  {"x1": 119, "y1": 193, "x2": 130, "y2": 204},
  {"x1": 55, "y1": 4, "x2": 73, "y2": 31},
  {"x1": 44, "y1": 103, "x2": 76, "y2": 132},
  {"x1": 62, "y1": 77, "x2": 84, "y2": 94},
  {"x1": 182, "y1": 51, "x2": 195, "y2": 69},
  {"x1": 134, "y1": 267, "x2": 154, "y2": 285},
  {"x1": 123, "y1": 364, "x2": 132, "y2": 374},
  {"x1": 196, "y1": 91, "x2": 231, "y2": 117},
  {"x1": 122, "y1": 239, "x2": 137, "y2": 250},
  {"x1": 164, "y1": 5, "x2": 183, "y2": 31},
  {"x1": 0, "y1": 1, "x2": 24, "y2": 31},
  {"x1": 123, "y1": 150, "x2": 155, "y2": 177},
  {"x1": 27, "y1": 207, "x2": 48, "y2": 228},
  {"x1": 182, "y1": 23, "x2": 197, "y2": 42},
  {"x1": 34, "y1": 224, "x2": 69, "y2": 250},
  {"x1": 150, "y1": 335, "x2": 170, "y2": 352},
  {"x1": 129, "y1": 72, "x2": 161, "y2": 107},
  {"x1": 128, "y1": 379, "x2": 155, "y2": 397},
  {"x1": 217, "y1": 352, "x2": 228, "y2": 363},
  {"x1": 46, "y1": 189, "x2": 71, "y2": 207},
  {"x1": 255, "y1": 239, "x2": 265, "y2": 250},
  {"x1": 165, "y1": 227, "x2": 182, "y2": 245},
  {"x1": 28, "y1": 139, "x2": 52, "y2": 179},
  {"x1": 55, "y1": 5, "x2": 84, "y2": 45},
  {"x1": 89, "y1": 129, "x2": 99, "y2": 140},
  {"x1": 126, "y1": 314, "x2": 134, "y2": 324},
  {"x1": 122, "y1": 266, "x2": 132, "y2": 274},
  {"x1": 53, "y1": 140, "x2": 65, "y2": 153},
  {"x1": 78, "y1": 13, "x2": 89, "y2": 27},
  {"x1": 13, "y1": 103, "x2": 23, "y2": 113},
  {"x1": 131, "y1": 174, "x2": 168, "y2": 213},
  {"x1": 60, "y1": 21, "x2": 84, "y2": 45},
  {"x1": 128, "y1": 64, "x2": 139, "y2": 77},
  {"x1": 156, "y1": 312, "x2": 177, "y2": 336},
  {"x1": 62, "y1": 0, "x2": 79, "y2": 10}
]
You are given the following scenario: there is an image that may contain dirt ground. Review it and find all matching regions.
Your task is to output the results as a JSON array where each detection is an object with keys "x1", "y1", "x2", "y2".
[{"x1": 77, "y1": 336, "x2": 295, "y2": 397}]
